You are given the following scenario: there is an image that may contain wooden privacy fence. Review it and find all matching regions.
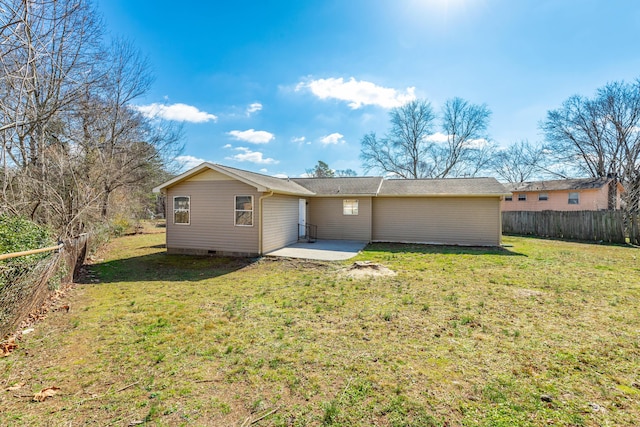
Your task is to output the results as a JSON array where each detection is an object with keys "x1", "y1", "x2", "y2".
[
  {"x1": 502, "y1": 210, "x2": 626, "y2": 243},
  {"x1": 0, "y1": 234, "x2": 89, "y2": 338}
]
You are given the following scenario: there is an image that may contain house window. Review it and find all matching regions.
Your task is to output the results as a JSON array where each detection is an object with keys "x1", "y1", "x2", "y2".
[
  {"x1": 505, "y1": 195, "x2": 513, "y2": 201},
  {"x1": 343, "y1": 199, "x2": 359, "y2": 215},
  {"x1": 235, "y1": 195, "x2": 254, "y2": 226},
  {"x1": 518, "y1": 194, "x2": 527, "y2": 201},
  {"x1": 173, "y1": 196, "x2": 190, "y2": 225},
  {"x1": 568, "y1": 192, "x2": 579, "y2": 205},
  {"x1": 538, "y1": 193, "x2": 548, "y2": 201}
]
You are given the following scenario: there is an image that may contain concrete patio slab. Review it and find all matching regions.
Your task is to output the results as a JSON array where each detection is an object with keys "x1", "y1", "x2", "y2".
[{"x1": 265, "y1": 240, "x2": 368, "y2": 261}]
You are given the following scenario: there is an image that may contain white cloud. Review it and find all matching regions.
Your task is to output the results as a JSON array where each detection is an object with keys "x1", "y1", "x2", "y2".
[
  {"x1": 228, "y1": 129, "x2": 275, "y2": 144},
  {"x1": 296, "y1": 77, "x2": 416, "y2": 109},
  {"x1": 246, "y1": 102, "x2": 263, "y2": 115},
  {"x1": 320, "y1": 133, "x2": 345, "y2": 145},
  {"x1": 273, "y1": 173, "x2": 288, "y2": 178},
  {"x1": 227, "y1": 147, "x2": 278, "y2": 165},
  {"x1": 135, "y1": 103, "x2": 217, "y2": 123},
  {"x1": 464, "y1": 138, "x2": 491, "y2": 149},
  {"x1": 425, "y1": 133, "x2": 490, "y2": 149},
  {"x1": 175, "y1": 155, "x2": 209, "y2": 170},
  {"x1": 223, "y1": 144, "x2": 232, "y2": 149},
  {"x1": 291, "y1": 136, "x2": 306, "y2": 143},
  {"x1": 259, "y1": 168, "x2": 268, "y2": 173},
  {"x1": 425, "y1": 132, "x2": 449, "y2": 143}
]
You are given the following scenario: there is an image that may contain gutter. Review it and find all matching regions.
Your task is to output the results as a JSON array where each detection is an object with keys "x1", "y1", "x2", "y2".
[
  {"x1": 373, "y1": 193, "x2": 511, "y2": 198},
  {"x1": 258, "y1": 191, "x2": 274, "y2": 255}
]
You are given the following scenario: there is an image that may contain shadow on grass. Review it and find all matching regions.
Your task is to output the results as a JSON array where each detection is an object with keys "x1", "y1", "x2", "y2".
[
  {"x1": 363, "y1": 242, "x2": 526, "y2": 257},
  {"x1": 503, "y1": 233, "x2": 635, "y2": 248},
  {"x1": 78, "y1": 252, "x2": 255, "y2": 284}
]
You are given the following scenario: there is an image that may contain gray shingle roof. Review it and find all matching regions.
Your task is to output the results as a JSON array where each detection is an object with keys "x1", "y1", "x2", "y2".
[
  {"x1": 379, "y1": 177, "x2": 509, "y2": 196},
  {"x1": 292, "y1": 177, "x2": 383, "y2": 195},
  {"x1": 214, "y1": 164, "x2": 314, "y2": 195},
  {"x1": 154, "y1": 162, "x2": 509, "y2": 197},
  {"x1": 153, "y1": 162, "x2": 314, "y2": 195},
  {"x1": 505, "y1": 177, "x2": 610, "y2": 192}
]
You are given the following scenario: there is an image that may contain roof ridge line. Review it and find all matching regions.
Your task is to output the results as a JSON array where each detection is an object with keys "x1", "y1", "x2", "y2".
[{"x1": 375, "y1": 177, "x2": 384, "y2": 196}]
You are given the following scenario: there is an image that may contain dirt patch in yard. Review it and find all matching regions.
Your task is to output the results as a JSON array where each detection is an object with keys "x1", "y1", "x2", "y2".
[
  {"x1": 513, "y1": 288, "x2": 544, "y2": 298},
  {"x1": 342, "y1": 261, "x2": 397, "y2": 279}
]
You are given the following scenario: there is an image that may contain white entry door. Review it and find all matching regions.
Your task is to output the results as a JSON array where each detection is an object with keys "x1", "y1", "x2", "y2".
[{"x1": 299, "y1": 199, "x2": 306, "y2": 237}]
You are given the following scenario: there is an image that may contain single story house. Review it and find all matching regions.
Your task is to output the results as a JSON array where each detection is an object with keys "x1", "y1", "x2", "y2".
[
  {"x1": 502, "y1": 177, "x2": 624, "y2": 212},
  {"x1": 153, "y1": 163, "x2": 510, "y2": 256}
]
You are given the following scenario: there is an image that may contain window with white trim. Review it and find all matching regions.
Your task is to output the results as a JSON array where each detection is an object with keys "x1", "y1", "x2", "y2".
[
  {"x1": 343, "y1": 199, "x2": 359, "y2": 215},
  {"x1": 518, "y1": 193, "x2": 527, "y2": 201},
  {"x1": 505, "y1": 195, "x2": 513, "y2": 201},
  {"x1": 538, "y1": 193, "x2": 548, "y2": 201},
  {"x1": 173, "y1": 196, "x2": 190, "y2": 225},
  {"x1": 568, "y1": 192, "x2": 579, "y2": 205},
  {"x1": 235, "y1": 195, "x2": 254, "y2": 226}
]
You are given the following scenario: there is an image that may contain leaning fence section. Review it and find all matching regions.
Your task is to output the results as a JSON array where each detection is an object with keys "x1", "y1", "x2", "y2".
[
  {"x1": 502, "y1": 210, "x2": 627, "y2": 243},
  {"x1": 0, "y1": 234, "x2": 89, "y2": 338}
]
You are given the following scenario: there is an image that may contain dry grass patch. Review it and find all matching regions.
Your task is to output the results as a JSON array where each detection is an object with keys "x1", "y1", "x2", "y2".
[
  {"x1": 341, "y1": 261, "x2": 397, "y2": 279},
  {"x1": 1, "y1": 233, "x2": 639, "y2": 426}
]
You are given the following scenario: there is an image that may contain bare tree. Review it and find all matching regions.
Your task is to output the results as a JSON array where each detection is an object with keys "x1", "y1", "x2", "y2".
[
  {"x1": 360, "y1": 98, "x2": 494, "y2": 178},
  {"x1": 76, "y1": 38, "x2": 182, "y2": 220},
  {"x1": 360, "y1": 100, "x2": 435, "y2": 178},
  {"x1": 492, "y1": 139, "x2": 551, "y2": 183},
  {"x1": 435, "y1": 97, "x2": 493, "y2": 177},
  {"x1": 542, "y1": 79, "x2": 640, "y2": 243},
  {"x1": 0, "y1": 1, "x2": 182, "y2": 236},
  {"x1": 0, "y1": 0, "x2": 101, "y2": 164},
  {"x1": 0, "y1": 0, "x2": 102, "y2": 230}
]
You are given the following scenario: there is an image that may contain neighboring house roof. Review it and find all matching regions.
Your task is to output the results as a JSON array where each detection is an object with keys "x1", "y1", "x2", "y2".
[
  {"x1": 153, "y1": 162, "x2": 314, "y2": 196},
  {"x1": 379, "y1": 177, "x2": 509, "y2": 197},
  {"x1": 505, "y1": 177, "x2": 616, "y2": 193},
  {"x1": 292, "y1": 177, "x2": 383, "y2": 195},
  {"x1": 154, "y1": 162, "x2": 509, "y2": 197}
]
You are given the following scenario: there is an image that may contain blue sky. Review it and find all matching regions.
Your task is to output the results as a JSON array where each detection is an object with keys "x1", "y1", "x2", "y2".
[{"x1": 96, "y1": 0, "x2": 640, "y2": 178}]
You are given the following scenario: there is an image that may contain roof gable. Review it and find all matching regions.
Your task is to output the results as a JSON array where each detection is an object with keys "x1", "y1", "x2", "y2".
[{"x1": 153, "y1": 163, "x2": 314, "y2": 195}]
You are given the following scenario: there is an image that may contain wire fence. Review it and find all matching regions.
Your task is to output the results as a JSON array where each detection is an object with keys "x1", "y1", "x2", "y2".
[{"x1": 0, "y1": 234, "x2": 89, "y2": 339}]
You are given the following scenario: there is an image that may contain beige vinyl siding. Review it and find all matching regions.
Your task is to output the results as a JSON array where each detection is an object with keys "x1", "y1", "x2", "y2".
[
  {"x1": 373, "y1": 197, "x2": 501, "y2": 246},
  {"x1": 307, "y1": 197, "x2": 372, "y2": 241},
  {"x1": 166, "y1": 180, "x2": 260, "y2": 254},
  {"x1": 262, "y1": 195, "x2": 299, "y2": 253}
]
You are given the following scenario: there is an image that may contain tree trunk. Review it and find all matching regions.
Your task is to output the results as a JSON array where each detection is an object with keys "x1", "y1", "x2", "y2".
[{"x1": 101, "y1": 189, "x2": 111, "y2": 219}]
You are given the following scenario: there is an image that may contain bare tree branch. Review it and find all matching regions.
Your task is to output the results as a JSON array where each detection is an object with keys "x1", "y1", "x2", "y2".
[{"x1": 360, "y1": 98, "x2": 494, "y2": 179}]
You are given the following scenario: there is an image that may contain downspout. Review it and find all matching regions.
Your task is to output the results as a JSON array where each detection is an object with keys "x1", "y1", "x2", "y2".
[
  {"x1": 258, "y1": 191, "x2": 274, "y2": 255},
  {"x1": 498, "y1": 196, "x2": 503, "y2": 246}
]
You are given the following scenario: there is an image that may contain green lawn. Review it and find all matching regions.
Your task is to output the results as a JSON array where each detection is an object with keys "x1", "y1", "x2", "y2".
[{"x1": 1, "y1": 232, "x2": 639, "y2": 426}]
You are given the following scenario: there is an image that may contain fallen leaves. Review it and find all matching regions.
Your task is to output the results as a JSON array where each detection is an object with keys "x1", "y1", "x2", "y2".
[
  {"x1": 0, "y1": 337, "x2": 17, "y2": 357},
  {"x1": 5, "y1": 382, "x2": 25, "y2": 392},
  {"x1": 33, "y1": 386, "x2": 60, "y2": 402}
]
